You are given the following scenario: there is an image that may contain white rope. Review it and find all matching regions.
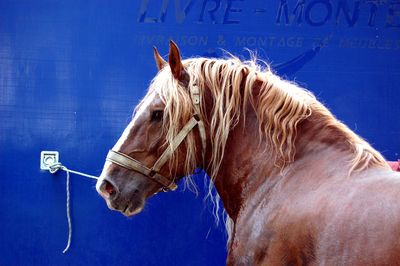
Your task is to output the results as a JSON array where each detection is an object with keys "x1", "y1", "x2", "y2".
[
  {"x1": 48, "y1": 163, "x2": 98, "y2": 253},
  {"x1": 49, "y1": 163, "x2": 99, "y2": 180},
  {"x1": 63, "y1": 170, "x2": 71, "y2": 253}
]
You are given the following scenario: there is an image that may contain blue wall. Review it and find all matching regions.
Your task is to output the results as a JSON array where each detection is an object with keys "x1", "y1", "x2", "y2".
[{"x1": 1, "y1": 1, "x2": 399, "y2": 265}]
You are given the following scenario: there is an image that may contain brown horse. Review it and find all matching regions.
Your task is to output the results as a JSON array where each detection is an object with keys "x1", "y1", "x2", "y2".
[{"x1": 96, "y1": 41, "x2": 400, "y2": 265}]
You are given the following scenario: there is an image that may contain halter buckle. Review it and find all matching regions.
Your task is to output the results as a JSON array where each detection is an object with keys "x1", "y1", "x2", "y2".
[{"x1": 192, "y1": 85, "x2": 200, "y2": 105}]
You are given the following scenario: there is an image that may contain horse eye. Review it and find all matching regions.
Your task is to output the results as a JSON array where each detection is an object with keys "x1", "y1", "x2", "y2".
[{"x1": 151, "y1": 110, "x2": 164, "y2": 122}]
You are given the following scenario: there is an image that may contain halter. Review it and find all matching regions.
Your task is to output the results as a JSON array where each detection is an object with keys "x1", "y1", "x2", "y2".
[{"x1": 106, "y1": 85, "x2": 206, "y2": 192}]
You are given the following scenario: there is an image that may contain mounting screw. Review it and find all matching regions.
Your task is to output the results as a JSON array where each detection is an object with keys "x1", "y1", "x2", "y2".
[{"x1": 41, "y1": 151, "x2": 59, "y2": 171}]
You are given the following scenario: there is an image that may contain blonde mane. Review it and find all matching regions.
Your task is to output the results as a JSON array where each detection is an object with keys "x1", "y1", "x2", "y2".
[
  {"x1": 144, "y1": 55, "x2": 389, "y2": 242},
  {"x1": 148, "y1": 56, "x2": 388, "y2": 180}
]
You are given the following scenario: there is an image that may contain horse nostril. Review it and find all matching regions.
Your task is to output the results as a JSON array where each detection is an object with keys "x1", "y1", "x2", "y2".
[{"x1": 101, "y1": 180, "x2": 117, "y2": 198}]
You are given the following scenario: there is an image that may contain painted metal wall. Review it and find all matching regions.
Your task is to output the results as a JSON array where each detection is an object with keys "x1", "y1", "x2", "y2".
[{"x1": 1, "y1": 1, "x2": 399, "y2": 265}]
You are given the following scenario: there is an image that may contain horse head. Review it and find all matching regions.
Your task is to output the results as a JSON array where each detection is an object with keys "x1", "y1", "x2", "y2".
[{"x1": 96, "y1": 41, "x2": 206, "y2": 216}]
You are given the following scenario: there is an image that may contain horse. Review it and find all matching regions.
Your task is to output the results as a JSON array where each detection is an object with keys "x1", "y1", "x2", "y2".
[{"x1": 96, "y1": 41, "x2": 400, "y2": 265}]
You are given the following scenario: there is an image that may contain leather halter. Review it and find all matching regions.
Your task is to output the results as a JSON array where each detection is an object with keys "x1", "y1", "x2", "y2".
[{"x1": 106, "y1": 85, "x2": 206, "y2": 192}]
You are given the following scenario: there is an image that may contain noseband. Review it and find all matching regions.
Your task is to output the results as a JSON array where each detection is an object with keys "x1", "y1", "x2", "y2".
[{"x1": 106, "y1": 85, "x2": 206, "y2": 192}]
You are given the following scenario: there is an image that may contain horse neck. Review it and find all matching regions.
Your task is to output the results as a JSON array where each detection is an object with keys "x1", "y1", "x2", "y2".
[{"x1": 205, "y1": 106, "x2": 357, "y2": 221}]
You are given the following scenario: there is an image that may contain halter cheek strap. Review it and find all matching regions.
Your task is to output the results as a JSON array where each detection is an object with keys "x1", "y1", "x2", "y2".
[
  {"x1": 106, "y1": 115, "x2": 206, "y2": 192},
  {"x1": 106, "y1": 84, "x2": 206, "y2": 192}
]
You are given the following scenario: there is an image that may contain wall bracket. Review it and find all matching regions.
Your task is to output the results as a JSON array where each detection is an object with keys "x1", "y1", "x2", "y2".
[{"x1": 40, "y1": 151, "x2": 59, "y2": 173}]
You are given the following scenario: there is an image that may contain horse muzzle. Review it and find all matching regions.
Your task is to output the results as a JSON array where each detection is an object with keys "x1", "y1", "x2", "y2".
[{"x1": 97, "y1": 177, "x2": 145, "y2": 216}]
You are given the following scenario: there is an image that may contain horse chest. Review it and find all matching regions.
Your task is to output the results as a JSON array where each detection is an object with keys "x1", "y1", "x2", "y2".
[
  {"x1": 227, "y1": 233, "x2": 316, "y2": 266},
  {"x1": 228, "y1": 211, "x2": 317, "y2": 266}
]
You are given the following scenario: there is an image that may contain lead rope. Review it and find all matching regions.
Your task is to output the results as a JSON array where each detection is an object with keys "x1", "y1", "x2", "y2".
[
  {"x1": 48, "y1": 163, "x2": 98, "y2": 253},
  {"x1": 63, "y1": 169, "x2": 71, "y2": 253}
]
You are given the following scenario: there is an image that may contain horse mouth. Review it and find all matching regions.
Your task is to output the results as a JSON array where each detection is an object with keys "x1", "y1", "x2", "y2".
[
  {"x1": 108, "y1": 196, "x2": 145, "y2": 216},
  {"x1": 121, "y1": 204, "x2": 144, "y2": 216},
  {"x1": 104, "y1": 198, "x2": 143, "y2": 216},
  {"x1": 105, "y1": 200, "x2": 144, "y2": 216}
]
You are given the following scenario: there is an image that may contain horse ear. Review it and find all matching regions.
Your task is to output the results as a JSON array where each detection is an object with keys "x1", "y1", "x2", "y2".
[
  {"x1": 153, "y1": 46, "x2": 167, "y2": 71},
  {"x1": 168, "y1": 40, "x2": 184, "y2": 80}
]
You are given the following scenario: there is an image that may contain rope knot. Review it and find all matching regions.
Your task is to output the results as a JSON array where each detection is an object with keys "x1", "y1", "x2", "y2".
[{"x1": 49, "y1": 162, "x2": 62, "y2": 174}]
